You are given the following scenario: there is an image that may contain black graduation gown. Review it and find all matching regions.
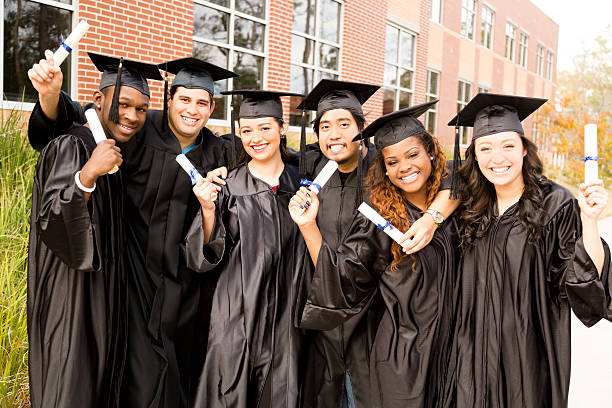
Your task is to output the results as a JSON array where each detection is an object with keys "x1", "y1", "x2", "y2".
[
  {"x1": 183, "y1": 164, "x2": 308, "y2": 408},
  {"x1": 27, "y1": 93, "x2": 233, "y2": 407},
  {"x1": 298, "y1": 201, "x2": 460, "y2": 408},
  {"x1": 27, "y1": 125, "x2": 127, "y2": 408},
  {"x1": 299, "y1": 144, "x2": 382, "y2": 408},
  {"x1": 455, "y1": 180, "x2": 612, "y2": 408}
]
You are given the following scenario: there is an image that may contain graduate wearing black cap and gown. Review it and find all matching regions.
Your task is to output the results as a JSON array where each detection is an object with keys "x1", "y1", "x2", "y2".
[
  {"x1": 295, "y1": 102, "x2": 460, "y2": 408},
  {"x1": 182, "y1": 90, "x2": 309, "y2": 408},
  {"x1": 449, "y1": 93, "x2": 612, "y2": 407},
  {"x1": 27, "y1": 53, "x2": 160, "y2": 408},
  {"x1": 26, "y1": 56, "x2": 238, "y2": 407}
]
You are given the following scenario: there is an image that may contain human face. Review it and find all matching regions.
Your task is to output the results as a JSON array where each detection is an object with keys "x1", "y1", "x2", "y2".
[
  {"x1": 382, "y1": 136, "x2": 432, "y2": 203},
  {"x1": 168, "y1": 87, "x2": 215, "y2": 140},
  {"x1": 317, "y1": 108, "x2": 361, "y2": 166},
  {"x1": 473, "y1": 131, "x2": 526, "y2": 190},
  {"x1": 239, "y1": 117, "x2": 284, "y2": 164},
  {"x1": 95, "y1": 86, "x2": 149, "y2": 143}
]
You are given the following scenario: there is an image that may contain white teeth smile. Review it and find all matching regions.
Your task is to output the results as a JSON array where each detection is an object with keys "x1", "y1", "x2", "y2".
[
  {"x1": 181, "y1": 116, "x2": 198, "y2": 125},
  {"x1": 119, "y1": 124, "x2": 134, "y2": 131},
  {"x1": 490, "y1": 167, "x2": 510, "y2": 174},
  {"x1": 251, "y1": 143, "x2": 268, "y2": 153},
  {"x1": 401, "y1": 173, "x2": 419, "y2": 183},
  {"x1": 329, "y1": 144, "x2": 344, "y2": 153}
]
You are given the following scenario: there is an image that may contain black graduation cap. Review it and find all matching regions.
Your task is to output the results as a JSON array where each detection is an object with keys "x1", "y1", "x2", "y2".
[
  {"x1": 158, "y1": 57, "x2": 238, "y2": 130},
  {"x1": 353, "y1": 100, "x2": 438, "y2": 151},
  {"x1": 221, "y1": 90, "x2": 304, "y2": 119},
  {"x1": 447, "y1": 92, "x2": 547, "y2": 198},
  {"x1": 447, "y1": 93, "x2": 547, "y2": 140},
  {"x1": 89, "y1": 52, "x2": 162, "y2": 123}
]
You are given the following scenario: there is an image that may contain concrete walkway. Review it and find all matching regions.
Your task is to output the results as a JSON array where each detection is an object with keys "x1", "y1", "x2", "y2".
[{"x1": 569, "y1": 217, "x2": 612, "y2": 407}]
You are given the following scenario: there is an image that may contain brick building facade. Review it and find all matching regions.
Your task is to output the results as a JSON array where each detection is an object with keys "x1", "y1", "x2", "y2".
[{"x1": 2, "y1": 0, "x2": 558, "y2": 148}]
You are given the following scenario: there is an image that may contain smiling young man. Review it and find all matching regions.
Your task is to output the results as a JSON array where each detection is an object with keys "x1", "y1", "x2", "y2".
[
  {"x1": 27, "y1": 53, "x2": 160, "y2": 408},
  {"x1": 27, "y1": 55, "x2": 238, "y2": 407}
]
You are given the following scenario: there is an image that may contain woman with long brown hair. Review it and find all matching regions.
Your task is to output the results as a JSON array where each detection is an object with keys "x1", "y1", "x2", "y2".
[
  {"x1": 290, "y1": 101, "x2": 459, "y2": 408},
  {"x1": 450, "y1": 93, "x2": 611, "y2": 407}
]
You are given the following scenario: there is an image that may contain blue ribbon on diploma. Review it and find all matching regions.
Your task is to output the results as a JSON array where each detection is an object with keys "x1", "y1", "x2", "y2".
[
  {"x1": 376, "y1": 221, "x2": 391, "y2": 231},
  {"x1": 59, "y1": 35, "x2": 72, "y2": 52},
  {"x1": 189, "y1": 168, "x2": 200, "y2": 185},
  {"x1": 578, "y1": 156, "x2": 599, "y2": 162},
  {"x1": 300, "y1": 178, "x2": 322, "y2": 191}
]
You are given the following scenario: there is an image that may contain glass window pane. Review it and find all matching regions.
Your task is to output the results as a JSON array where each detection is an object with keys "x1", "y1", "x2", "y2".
[
  {"x1": 234, "y1": 17, "x2": 264, "y2": 52},
  {"x1": 385, "y1": 26, "x2": 398, "y2": 63},
  {"x1": 291, "y1": 35, "x2": 314, "y2": 65},
  {"x1": 384, "y1": 64, "x2": 397, "y2": 86},
  {"x1": 319, "y1": 43, "x2": 339, "y2": 70},
  {"x1": 290, "y1": 65, "x2": 314, "y2": 94},
  {"x1": 317, "y1": 71, "x2": 338, "y2": 81},
  {"x1": 233, "y1": 52, "x2": 264, "y2": 89},
  {"x1": 318, "y1": 0, "x2": 341, "y2": 43},
  {"x1": 207, "y1": 0, "x2": 229, "y2": 7},
  {"x1": 3, "y1": 0, "x2": 71, "y2": 102},
  {"x1": 464, "y1": 83, "x2": 472, "y2": 101},
  {"x1": 398, "y1": 91, "x2": 412, "y2": 109},
  {"x1": 210, "y1": 81, "x2": 227, "y2": 120},
  {"x1": 194, "y1": 5, "x2": 229, "y2": 44},
  {"x1": 383, "y1": 88, "x2": 396, "y2": 115},
  {"x1": 293, "y1": 0, "x2": 315, "y2": 36},
  {"x1": 399, "y1": 32, "x2": 414, "y2": 67},
  {"x1": 193, "y1": 41, "x2": 229, "y2": 69},
  {"x1": 428, "y1": 71, "x2": 439, "y2": 95},
  {"x1": 399, "y1": 69, "x2": 413, "y2": 89},
  {"x1": 289, "y1": 95, "x2": 306, "y2": 127},
  {"x1": 236, "y1": 0, "x2": 265, "y2": 19},
  {"x1": 427, "y1": 111, "x2": 436, "y2": 135}
]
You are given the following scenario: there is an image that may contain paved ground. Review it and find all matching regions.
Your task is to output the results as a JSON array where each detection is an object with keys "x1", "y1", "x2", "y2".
[{"x1": 569, "y1": 217, "x2": 612, "y2": 407}]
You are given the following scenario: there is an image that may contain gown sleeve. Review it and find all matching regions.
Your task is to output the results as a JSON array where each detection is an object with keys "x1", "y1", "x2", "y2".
[
  {"x1": 34, "y1": 135, "x2": 99, "y2": 271},
  {"x1": 28, "y1": 91, "x2": 86, "y2": 152},
  {"x1": 299, "y1": 212, "x2": 392, "y2": 331},
  {"x1": 183, "y1": 189, "x2": 229, "y2": 273}
]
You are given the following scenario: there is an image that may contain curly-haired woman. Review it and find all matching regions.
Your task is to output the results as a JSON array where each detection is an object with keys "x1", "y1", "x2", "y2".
[
  {"x1": 290, "y1": 101, "x2": 459, "y2": 408},
  {"x1": 450, "y1": 93, "x2": 612, "y2": 407}
]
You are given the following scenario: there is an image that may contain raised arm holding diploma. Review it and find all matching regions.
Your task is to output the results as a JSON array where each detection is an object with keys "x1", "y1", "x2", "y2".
[{"x1": 584, "y1": 124, "x2": 598, "y2": 183}]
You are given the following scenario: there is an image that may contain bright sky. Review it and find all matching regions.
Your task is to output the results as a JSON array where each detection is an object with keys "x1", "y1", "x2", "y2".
[{"x1": 530, "y1": 0, "x2": 612, "y2": 72}]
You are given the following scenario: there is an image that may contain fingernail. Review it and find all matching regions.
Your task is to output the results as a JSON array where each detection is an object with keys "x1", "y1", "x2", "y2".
[{"x1": 299, "y1": 205, "x2": 304, "y2": 210}]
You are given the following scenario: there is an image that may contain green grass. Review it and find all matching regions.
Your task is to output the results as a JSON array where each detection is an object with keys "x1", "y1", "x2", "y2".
[{"x1": 0, "y1": 108, "x2": 36, "y2": 407}]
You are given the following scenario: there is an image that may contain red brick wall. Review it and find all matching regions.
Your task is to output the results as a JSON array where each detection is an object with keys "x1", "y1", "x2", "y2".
[
  {"x1": 340, "y1": 0, "x2": 387, "y2": 123},
  {"x1": 77, "y1": 0, "x2": 194, "y2": 108},
  {"x1": 267, "y1": 0, "x2": 294, "y2": 124},
  {"x1": 414, "y1": 0, "x2": 431, "y2": 105}
]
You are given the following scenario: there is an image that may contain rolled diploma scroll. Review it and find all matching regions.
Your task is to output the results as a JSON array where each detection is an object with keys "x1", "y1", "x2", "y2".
[
  {"x1": 357, "y1": 202, "x2": 404, "y2": 244},
  {"x1": 84, "y1": 108, "x2": 119, "y2": 174},
  {"x1": 53, "y1": 20, "x2": 90, "y2": 66},
  {"x1": 175, "y1": 154, "x2": 217, "y2": 201},
  {"x1": 584, "y1": 124, "x2": 598, "y2": 183},
  {"x1": 307, "y1": 160, "x2": 339, "y2": 193}
]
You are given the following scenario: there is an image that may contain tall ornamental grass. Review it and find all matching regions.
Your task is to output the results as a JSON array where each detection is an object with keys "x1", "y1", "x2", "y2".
[{"x1": 0, "y1": 108, "x2": 36, "y2": 407}]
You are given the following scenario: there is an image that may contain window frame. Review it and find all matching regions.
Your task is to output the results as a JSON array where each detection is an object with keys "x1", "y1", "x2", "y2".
[
  {"x1": 457, "y1": 79, "x2": 472, "y2": 147},
  {"x1": 505, "y1": 21, "x2": 516, "y2": 61},
  {"x1": 1, "y1": 0, "x2": 77, "y2": 110},
  {"x1": 545, "y1": 49, "x2": 554, "y2": 81},
  {"x1": 383, "y1": 22, "x2": 417, "y2": 114},
  {"x1": 425, "y1": 69, "x2": 440, "y2": 136},
  {"x1": 430, "y1": 0, "x2": 443, "y2": 24},
  {"x1": 518, "y1": 30, "x2": 528, "y2": 68},
  {"x1": 536, "y1": 42, "x2": 545, "y2": 76},
  {"x1": 460, "y1": 0, "x2": 477, "y2": 40},
  {"x1": 480, "y1": 4, "x2": 494, "y2": 50},
  {"x1": 193, "y1": 0, "x2": 270, "y2": 125}
]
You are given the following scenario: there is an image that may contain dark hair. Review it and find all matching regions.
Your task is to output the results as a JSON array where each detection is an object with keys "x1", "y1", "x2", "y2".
[
  {"x1": 237, "y1": 117, "x2": 291, "y2": 166},
  {"x1": 169, "y1": 85, "x2": 213, "y2": 103},
  {"x1": 312, "y1": 107, "x2": 366, "y2": 136},
  {"x1": 366, "y1": 131, "x2": 447, "y2": 271},
  {"x1": 458, "y1": 136, "x2": 547, "y2": 251}
]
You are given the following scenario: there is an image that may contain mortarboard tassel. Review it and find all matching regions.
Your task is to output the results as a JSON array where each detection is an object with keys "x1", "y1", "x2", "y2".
[
  {"x1": 108, "y1": 57, "x2": 123, "y2": 123},
  {"x1": 356, "y1": 136, "x2": 364, "y2": 207},
  {"x1": 449, "y1": 124, "x2": 462, "y2": 199},
  {"x1": 162, "y1": 66, "x2": 168, "y2": 131},
  {"x1": 299, "y1": 110, "x2": 307, "y2": 178},
  {"x1": 229, "y1": 107, "x2": 237, "y2": 170}
]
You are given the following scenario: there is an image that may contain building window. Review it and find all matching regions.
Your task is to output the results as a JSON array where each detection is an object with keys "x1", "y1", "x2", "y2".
[
  {"x1": 457, "y1": 80, "x2": 472, "y2": 146},
  {"x1": 518, "y1": 31, "x2": 528, "y2": 68},
  {"x1": 545, "y1": 50, "x2": 554, "y2": 80},
  {"x1": 505, "y1": 22, "x2": 516, "y2": 61},
  {"x1": 290, "y1": 0, "x2": 342, "y2": 126},
  {"x1": 480, "y1": 5, "x2": 494, "y2": 49},
  {"x1": 536, "y1": 44, "x2": 545, "y2": 76},
  {"x1": 425, "y1": 70, "x2": 439, "y2": 136},
  {"x1": 478, "y1": 86, "x2": 489, "y2": 93},
  {"x1": 193, "y1": 0, "x2": 267, "y2": 121},
  {"x1": 2, "y1": 0, "x2": 74, "y2": 104},
  {"x1": 460, "y1": 0, "x2": 476, "y2": 40},
  {"x1": 431, "y1": 0, "x2": 443, "y2": 24},
  {"x1": 383, "y1": 24, "x2": 416, "y2": 115}
]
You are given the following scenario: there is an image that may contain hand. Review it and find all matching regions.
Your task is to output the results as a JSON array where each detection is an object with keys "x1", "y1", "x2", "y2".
[
  {"x1": 206, "y1": 166, "x2": 228, "y2": 185},
  {"x1": 193, "y1": 178, "x2": 221, "y2": 212},
  {"x1": 80, "y1": 140, "x2": 122, "y2": 186},
  {"x1": 398, "y1": 214, "x2": 437, "y2": 254},
  {"x1": 289, "y1": 187, "x2": 319, "y2": 227},
  {"x1": 27, "y1": 50, "x2": 63, "y2": 97},
  {"x1": 578, "y1": 179, "x2": 608, "y2": 221}
]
